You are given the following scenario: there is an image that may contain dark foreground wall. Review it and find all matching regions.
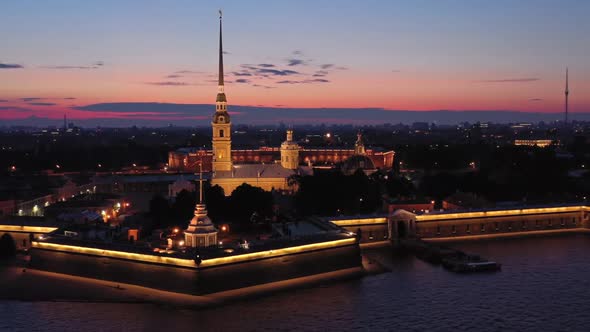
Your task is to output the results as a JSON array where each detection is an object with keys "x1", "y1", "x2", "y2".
[{"x1": 30, "y1": 243, "x2": 361, "y2": 295}]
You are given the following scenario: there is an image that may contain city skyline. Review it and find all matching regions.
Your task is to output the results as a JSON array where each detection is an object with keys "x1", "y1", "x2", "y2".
[{"x1": 1, "y1": 0, "x2": 589, "y2": 126}]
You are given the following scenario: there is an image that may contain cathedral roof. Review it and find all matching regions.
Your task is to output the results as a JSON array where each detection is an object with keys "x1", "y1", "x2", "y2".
[
  {"x1": 341, "y1": 154, "x2": 376, "y2": 175},
  {"x1": 214, "y1": 164, "x2": 312, "y2": 179}
]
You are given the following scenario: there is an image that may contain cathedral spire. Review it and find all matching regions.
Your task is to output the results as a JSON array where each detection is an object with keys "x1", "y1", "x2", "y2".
[
  {"x1": 215, "y1": 10, "x2": 227, "y2": 105},
  {"x1": 218, "y1": 10, "x2": 224, "y2": 89},
  {"x1": 211, "y1": 10, "x2": 232, "y2": 172}
]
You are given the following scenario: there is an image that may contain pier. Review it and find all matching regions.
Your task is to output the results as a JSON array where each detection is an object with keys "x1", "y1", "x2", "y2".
[{"x1": 399, "y1": 238, "x2": 501, "y2": 273}]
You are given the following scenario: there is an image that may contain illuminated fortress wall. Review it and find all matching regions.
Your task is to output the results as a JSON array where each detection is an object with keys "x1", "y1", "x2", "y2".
[
  {"x1": 0, "y1": 225, "x2": 58, "y2": 250},
  {"x1": 331, "y1": 206, "x2": 590, "y2": 243},
  {"x1": 413, "y1": 206, "x2": 590, "y2": 241},
  {"x1": 29, "y1": 238, "x2": 360, "y2": 295},
  {"x1": 330, "y1": 217, "x2": 390, "y2": 244}
]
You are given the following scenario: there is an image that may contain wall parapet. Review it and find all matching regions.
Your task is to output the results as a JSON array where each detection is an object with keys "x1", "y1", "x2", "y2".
[{"x1": 31, "y1": 237, "x2": 357, "y2": 269}]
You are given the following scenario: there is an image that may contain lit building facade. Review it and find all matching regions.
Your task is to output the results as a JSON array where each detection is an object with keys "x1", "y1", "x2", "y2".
[{"x1": 514, "y1": 139, "x2": 554, "y2": 147}]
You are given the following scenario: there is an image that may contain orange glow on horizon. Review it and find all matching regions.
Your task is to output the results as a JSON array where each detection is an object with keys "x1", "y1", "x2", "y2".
[{"x1": 2, "y1": 66, "x2": 589, "y2": 120}]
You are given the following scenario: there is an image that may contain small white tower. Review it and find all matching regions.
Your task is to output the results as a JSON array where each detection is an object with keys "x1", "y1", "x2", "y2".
[{"x1": 280, "y1": 129, "x2": 300, "y2": 170}]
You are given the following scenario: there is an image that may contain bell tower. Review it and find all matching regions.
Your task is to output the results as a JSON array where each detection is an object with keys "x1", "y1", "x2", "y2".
[
  {"x1": 280, "y1": 129, "x2": 300, "y2": 170},
  {"x1": 212, "y1": 10, "x2": 232, "y2": 172}
]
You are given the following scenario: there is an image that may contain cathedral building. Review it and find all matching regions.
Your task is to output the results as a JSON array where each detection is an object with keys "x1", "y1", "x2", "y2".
[{"x1": 168, "y1": 13, "x2": 394, "y2": 195}]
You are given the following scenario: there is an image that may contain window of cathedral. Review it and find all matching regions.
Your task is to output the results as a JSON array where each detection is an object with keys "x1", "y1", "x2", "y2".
[{"x1": 220, "y1": 129, "x2": 224, "y2": 137}]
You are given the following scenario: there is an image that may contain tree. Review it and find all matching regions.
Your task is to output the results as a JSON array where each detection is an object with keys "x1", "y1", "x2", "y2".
[
  {"x1": 294, "y1": 169, "x2": 382, "y2": 217},
  {"x1": 229, "y1": 183, "x2": 274, "y2": 224},
  {"x1": 205, "y1": 184, "x2": 226, "y2": 222},
  {"x1": 384, "y1": 174, "x2": 416, "y2": 199},
  {"x1": 0, "y1": 233, "x2": 16, "y2": 259},
  {"x1": 172, "y1": 189, "x2": 197, "y2": 227},
  {"x1": 287, "y1": 174, "x2": 302, "y2": 191},
  {"x1": 149, "y1": 194, "x2": 171, "y2": 228}
]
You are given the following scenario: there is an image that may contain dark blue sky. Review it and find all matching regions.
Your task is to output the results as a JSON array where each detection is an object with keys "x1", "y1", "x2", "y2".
[{"x1": 1, "y1": 1, "x2": 588, "y2": 125}]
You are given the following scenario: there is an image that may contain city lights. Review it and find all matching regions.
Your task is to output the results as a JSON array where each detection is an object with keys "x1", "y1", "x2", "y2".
[{"x1": 0, "y1": 4, "x2": 586, "y2": 328}]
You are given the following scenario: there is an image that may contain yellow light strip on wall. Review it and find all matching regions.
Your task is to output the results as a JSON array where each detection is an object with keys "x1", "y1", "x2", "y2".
[
  {"x1": 0, "y1": 225, "x2": 58, "y2": 233},
  {"x1": 200, "y1": 238, "x2": 356, "y2": 267},
  {"x1": 31, "y1": 237, "x2": 357, "y2": 268},
  {"x1": 416, "y1": 206, "x2": 585, "y2": 222},
  {"x1": 33, "y1": 241, "x2": 195, "y2": 267},
  {"x1": 331, "y1": 218, "x2": 387, "y2": 226}
]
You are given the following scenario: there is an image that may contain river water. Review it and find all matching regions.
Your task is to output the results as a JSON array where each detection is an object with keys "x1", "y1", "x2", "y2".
[{"x1": 2, "y1": 234, "x2": 590, "y2": 331}]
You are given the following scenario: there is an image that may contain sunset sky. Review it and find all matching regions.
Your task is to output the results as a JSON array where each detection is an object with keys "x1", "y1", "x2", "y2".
[{"x1": 1, "y1": 0, "x2": 589, "y2": 125}]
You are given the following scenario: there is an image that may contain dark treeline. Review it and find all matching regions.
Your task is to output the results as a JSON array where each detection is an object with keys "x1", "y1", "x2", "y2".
[
  {"x1": 417, "y1": 147, "x2": 580, "y2": 203},
  {"x1": 148, "y1": 183, "x2": 274, "y2": 231},
  {"x1": 2, "y1": 143, "x2": 170, "y2": 172},
  {"x1": 294, "y1": 169, "x2": 382, "y2": 217}
]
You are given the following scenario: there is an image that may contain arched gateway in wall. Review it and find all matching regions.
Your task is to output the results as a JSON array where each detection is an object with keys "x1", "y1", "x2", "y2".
[{"x1": 389, "y1": 210, "x2": 418, "y2": 242}]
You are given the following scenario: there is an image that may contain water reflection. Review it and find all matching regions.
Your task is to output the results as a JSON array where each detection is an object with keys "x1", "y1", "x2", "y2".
[{"x1": 1, "y1": 234, "x2": 589, "y2": 331}]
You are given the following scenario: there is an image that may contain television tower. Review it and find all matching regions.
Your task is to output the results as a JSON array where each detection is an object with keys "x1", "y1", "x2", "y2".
[{"x1": 565, "y1": 67, "x2": 569, "y2": 125}]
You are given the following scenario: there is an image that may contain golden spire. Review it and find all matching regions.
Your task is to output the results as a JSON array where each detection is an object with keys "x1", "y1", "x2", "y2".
[{"x1": 218, "y1": 9, "x2": 224, "y2": 87}]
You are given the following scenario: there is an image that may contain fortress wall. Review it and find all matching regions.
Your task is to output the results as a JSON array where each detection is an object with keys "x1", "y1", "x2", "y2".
[
  {"x1": 331, "y1": 206, "x2": 590, "y2": 243},
  {"x1": 29, "y1": 240, "x2": 361, "y2": 295},
  {"x1": 331, "y1": 218, "x2": 389, "y2": 243},
  {"x1": 416, "y1": 210, "x2": 587, "y2": 240}
]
